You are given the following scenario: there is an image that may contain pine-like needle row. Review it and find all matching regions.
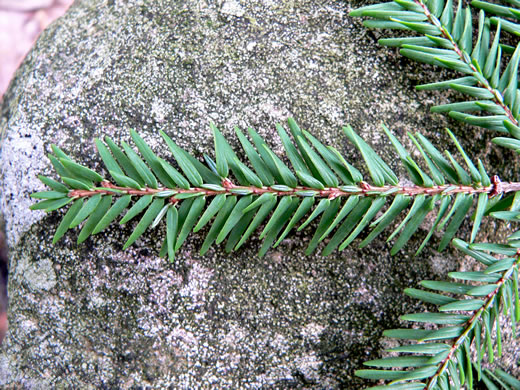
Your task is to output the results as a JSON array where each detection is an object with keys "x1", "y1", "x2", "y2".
[
  {"x1": 356, "y1": 239, "x2": 520, "y2": 390},
  {"x1": 31, "y1": 119, "x2": 505, "y2": 260},
  {"x1": 351, "y1": 0, "x2": 520, "y2": 155}
]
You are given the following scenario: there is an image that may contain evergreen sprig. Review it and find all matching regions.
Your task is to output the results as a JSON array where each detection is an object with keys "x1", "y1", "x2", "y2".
[
  {"x1": 351, "y1": 0, "x2": 520, "y2": 386},
  {"x1": 356, "y1": 238, "x2": 520, "y2": 389},
  {"x1": 350, "y1": 0, "x2": 520, "y2": 153},
  {"x1": 479, "y1": 366, "x2": 520, "y2": 389},
  {"x1": 25, "y1": 0, "x2": 520, "y2": 385},
  {"x1": 30, "y1": 119, "x2": 508, "y2": 260}
]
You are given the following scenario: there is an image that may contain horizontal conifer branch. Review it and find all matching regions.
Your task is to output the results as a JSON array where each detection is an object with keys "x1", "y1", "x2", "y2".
[
  {"x1": 426, "y1": 250, "x2": 520, "y2": 389},
  {"x1": 31, "y1": 120, "x2": 511, "y2": 258},
  {"x1": 67, "y1": 176, "x2": 520, "y2": 202}
]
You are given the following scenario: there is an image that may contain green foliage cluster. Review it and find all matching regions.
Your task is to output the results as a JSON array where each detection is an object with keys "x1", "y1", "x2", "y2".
[
  {"x1": 28, "y1": 0, "x2": 520, "y2": 386},
  {"x1": 31, "y1": 121, "x2": 498, "y2": 260},
  {"x1": 350, "y1": 0, "x2": 520, "y2": 143},
  {"x1": 350, "y1": 0, "x2": 520, "y2": 387},
  {"x1": 356, "y1": 238, "x2": 520, "y2": 388}
]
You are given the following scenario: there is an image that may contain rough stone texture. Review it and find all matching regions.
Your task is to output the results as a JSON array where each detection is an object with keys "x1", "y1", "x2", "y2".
[{"x1": 0, "y1": 0, "x2": 519, "y2": 388}]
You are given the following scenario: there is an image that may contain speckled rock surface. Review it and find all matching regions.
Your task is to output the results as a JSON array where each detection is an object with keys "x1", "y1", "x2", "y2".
[{"x1": 0, "y1": 0, "x2": 519, "y2": 388}]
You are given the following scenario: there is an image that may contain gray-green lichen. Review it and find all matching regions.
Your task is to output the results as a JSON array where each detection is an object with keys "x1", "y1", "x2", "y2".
[{"x1": 0, "y1": 0, "x2": 518, "y2": 388}]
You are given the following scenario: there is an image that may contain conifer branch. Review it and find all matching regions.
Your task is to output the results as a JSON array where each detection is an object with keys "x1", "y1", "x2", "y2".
[
  {"x1": 351, "y1": 0, "x2": 520, "y2": 150},
  {"x1": 426, "y1": 249, "x2": 520, "y2": 388},
  {"x1": 356, "y1": 239, "x2": 520, "y2": 388},
  {"x1": 349, "y1": 1, "x2": 520, "y2": 386},
  {"x1": 414, "y1": 0, "x2": 518, "y2": 125},
  {"x1": 30, "y1": 119, "x2": 504, "y2": 259},
  {"x1": 66, "y1": 177, "x2": 520, "y2": 201},
  {"x1": 24, "y1": 0, "x2": 520, "y2": 385}
]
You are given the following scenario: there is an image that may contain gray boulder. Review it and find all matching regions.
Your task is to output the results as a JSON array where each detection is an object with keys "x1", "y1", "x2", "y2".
[{"x1": 0, "y1": 0, "x2": 517, "y2": 388}]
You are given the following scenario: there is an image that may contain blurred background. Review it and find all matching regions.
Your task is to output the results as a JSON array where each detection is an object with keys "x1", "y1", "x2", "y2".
[
  {"x1": 0, "y1": 0, "x2": 73, "y2": 100},
  {"x1": 0, "y1": 0, "x2": 73, "y2": 343}
]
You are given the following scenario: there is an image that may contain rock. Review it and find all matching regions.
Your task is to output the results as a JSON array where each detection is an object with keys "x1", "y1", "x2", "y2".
[
  {"x1": 221, "y1": 0, "x2": 245, "y2": 17},
  {"x1": 0, "y1": 0, "x2": 518, "y2": 388}
]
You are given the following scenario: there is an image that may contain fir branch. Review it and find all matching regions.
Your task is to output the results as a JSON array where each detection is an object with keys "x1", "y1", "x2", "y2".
[
  {"x1": 30, "y1": 119, "x2": 503, "y2": 259},
  {"x1": 479, "y1": 366, "x2": 520, "y2": 389},
  {"x1": 351, "y1": 0, "x2": 520, "y2": 149},
  {"x1": 415, "y1": 0, "x2": 518, "y2": 125},
  {"x1": 356, "y1": 238, "x2": 520, "y2": 389}
]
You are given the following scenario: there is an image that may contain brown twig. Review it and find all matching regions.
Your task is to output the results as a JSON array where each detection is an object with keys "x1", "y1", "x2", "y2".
[{"x1": 67, "y1": 177, "x2": 520, "y2": 201}]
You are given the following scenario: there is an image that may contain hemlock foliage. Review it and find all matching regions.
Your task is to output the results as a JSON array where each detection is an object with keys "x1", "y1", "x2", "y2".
[
  {"x1": 350, "y1": 0, "x2": 520, "y2": 387},
  {"x1": 31, "y1": 121, "x2": 502, "y2": 260},
  {"x1": 29, "y1": 0, "x2": 520, "y2": 386}
]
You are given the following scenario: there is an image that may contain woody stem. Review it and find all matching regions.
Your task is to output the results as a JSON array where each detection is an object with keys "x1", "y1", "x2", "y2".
[{"x1": 67, "y1": 177, "x2": 518, "y2": 201}]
